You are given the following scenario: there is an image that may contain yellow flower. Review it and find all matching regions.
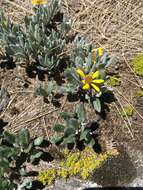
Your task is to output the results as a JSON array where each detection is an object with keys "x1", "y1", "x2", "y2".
[
  {"x1": 32, "y1": 0, "x2": 47, "y2": 5},
  {"x1": 92, "y1": 47, "x2": 104, "y2": 63},
  {"x1": 76, "y1": 69, "x2": 104, "y2": 92},
  {"x1": 97, "y1": 47, "x2": 104, "y2": 57}
]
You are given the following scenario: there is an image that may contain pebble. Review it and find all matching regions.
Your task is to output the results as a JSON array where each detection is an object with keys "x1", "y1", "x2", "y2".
[{"x1": 0, "y1": 87, "x2": 10, "y2": 111}]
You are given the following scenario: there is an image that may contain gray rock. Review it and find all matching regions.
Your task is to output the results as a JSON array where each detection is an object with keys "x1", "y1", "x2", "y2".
[
  {"x1": 0, "y1": 87, "x2": 10, "y2": 111},
  {"x1": 91, "y1": 148, "x2": 137, "y2": 187},
  {"x1": 128, "y1": 177, "x2": 143, "y2": 187},
  {"x1": 44, "y1": 178, "x2": 100, "y2": 190}
]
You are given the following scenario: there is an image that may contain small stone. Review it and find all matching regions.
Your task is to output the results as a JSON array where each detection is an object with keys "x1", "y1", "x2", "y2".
[
  {"x1": 44, "y1": 178, "x2": 100, "y2": 190},
  {"x1": 128, "y1": 177, "x2": 143, "y2": 187},
  {"x1": 0, "y1": 87, "x2": 10, "y2": 111}
]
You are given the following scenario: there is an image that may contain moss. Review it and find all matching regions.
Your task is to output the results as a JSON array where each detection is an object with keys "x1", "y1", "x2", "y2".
[
  {"x1": 57, "y1": 169, "x2": 69, "y2": 179},
  {"x1": 135, "y1": 90, "x2": 143, "y2": 97},
  {"x1": 132, "y1": 54, "x2": 143, "y2": 76},
  {"x1": 37, "y1": 147, "x2": 119, "y2": 185},
  {"x1": 37, "y1": 168, "x2": 57, "y2": 185},
  {"x1": 107, "y1": 75, "x2": 121, "y2": 87},
  {"x1": 121, "y1": 105, "x2": 134, "y2": 117}
]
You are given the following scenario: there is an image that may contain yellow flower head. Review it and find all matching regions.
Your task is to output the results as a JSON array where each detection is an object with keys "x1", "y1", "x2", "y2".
[
  {"x1": 32, "y1": 0, "x2": 47, "y2": 5},
  {"x1": 92, "y1": 47, "x2": 104, "y2": 64},
  {"x1": 76, "y1": 69, "x2": 104, "y2": 92},
  {"x1": 97, "y1": 47, "x2": 104, "y2": 57}
]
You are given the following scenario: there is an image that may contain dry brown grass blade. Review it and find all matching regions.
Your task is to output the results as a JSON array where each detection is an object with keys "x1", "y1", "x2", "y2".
[
  {"x1": 53, "y1": 96, "x2": 67, "y2": 126},
  {"x1": 114, "y1": 95, "x2": 134, "y2": 139},
  {"x1": 14, "y1": 108, "x2": 58, "y2": 126},
  {"x1": 115, "y1": 88, "x2": 143, "y2": 121},
  {"x1": 113, "y1": 102, "x2": 131, "y2": 138},
  {"x1": 0, "y1": 93, "x2": 18, "y2": 117},
  {"x1": 5, "y1": 0, "x2": 33, "y2": 14}
]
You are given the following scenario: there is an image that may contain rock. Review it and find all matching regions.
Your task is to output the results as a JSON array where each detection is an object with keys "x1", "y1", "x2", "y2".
[
  {"x1": 44, "y1": 178, "x2": 100, "y2": 190},
  {"x1": 128, "y1": 177, "x2": 143, "y2": 187},
  {"x1": 91, "y1": 147, "x2": 137, "y2": 187},
  {"x1": 0, "y1": 87, "x2": 10, "y2": 111}
]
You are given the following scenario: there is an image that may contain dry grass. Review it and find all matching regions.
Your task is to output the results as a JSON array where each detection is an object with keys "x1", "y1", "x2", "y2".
[
  {"x1": 3, "y1": 0, "x2": 143, "y2": 58},
  {"x1": 1, "y1": 0, "x2": 143, "y2": 147}
]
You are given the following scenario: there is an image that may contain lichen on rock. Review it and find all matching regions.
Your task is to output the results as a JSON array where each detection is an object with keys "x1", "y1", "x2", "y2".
[
  {"x1": 37, "y1": 147, "x2": 119, "y2": 186},
  {"x1": 132, "y1": 54, "x2": 143, "y2": 76}
]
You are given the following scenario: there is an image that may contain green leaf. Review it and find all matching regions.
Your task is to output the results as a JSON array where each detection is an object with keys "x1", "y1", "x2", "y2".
[
  {"x1": 86, "y1": 53, "x2": 93, "y2": 73},
  {"x1": 46, "y1": 81, "x2": 55, "y2": 94},
  {"x1": 0, "y1": 178, "x2": 15, "y2": 190},
  {"x1": 75, "y1": 102, "x2": 86, "y2": 123},
  {"x1": 64, "y1": 127, "x2": 76, "y2": 137},
  {"x1": 60, "y1": 84, "x2": 77, "y2": 94},
  {"x1": 50, "y1": 135, "x2": 63, "y2": 144},
  {"x1": 19, "y1": 168, "x2": 27, "y2": 176},
  {"x1": 48, "y1": 94, "x2": 53, "y2": 102},
  {"x1": 87, "y1": 138, "x2": 95, "y2": 147},
  {"x1": 53, "y1": 124, "x2": 65, "y2": 132},
  {"x1": 4, "y1": 131, "x2": 16, "y2": 145},
  {"x1": 60, "y1": 112, "x2": 72, "y2": 121},
  {"x1": 0, "y1": 159, "x2": 10, "y2": 173},
  {"x1": 34, "y1": 137, "x2": 44, "y2": 146},
  {"x1": 36, "y1": 85, "x2": 48, "y2": 97},
  {"x1": 64, "y1": 68, "x2": 80, "y2": 84},
  {"x1": 30, "y1": 151, "x2": 43, "y2": 163},
  {"x1": 0, "y1": 146, "x2": 20, "y2": 158},
  {"x1": 0, "y1": 147, "x2": 12, "y2": 158},
  {"x1": 84, "y1": 133, "x2": 95, "y2": 147},
  {"x1": 61, "y1": 16, "x2": 72, "y2": 33},
  {"x1": 63, "y1": 135, "x2": 76, "y2": 144},
  {"x1": 36, "y1": 82, "x2": 56, "y2": 97},
  {"x1": 80, "y1": 129, "x2": 90, "y2": 141},
  {"x1": 23, "y1": 143, "x2": 33, "y2": 154},
  {"x1": 17, "y1": 128, "x2": 30, "y2": 149},
  {"x1": 21, "y1": 179, "x2": 33, "y2": 189},
  {"x1": 5, "y1": 46, "x2": 14, "y2": 56},
  {"x1": 66, "y1": 118, "x2": 79, "y2": 129},
  {"x1": 85, "y1": 94, "x2": 90, "y2": 101},
  {"x1": 93, "y1": 98, "x2": 101, "y2": 112}
]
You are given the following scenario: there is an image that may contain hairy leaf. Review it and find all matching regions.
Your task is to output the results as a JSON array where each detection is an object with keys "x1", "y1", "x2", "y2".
[
  {"x1": 53, "y1": 124, "x2": 65, "y2": 133},
  {"x1": 75, "y1": 102, "x2": 86, "y2": 123},
  {"x1": 93, "y1": 98, "x2": 101, "y2": 113}
]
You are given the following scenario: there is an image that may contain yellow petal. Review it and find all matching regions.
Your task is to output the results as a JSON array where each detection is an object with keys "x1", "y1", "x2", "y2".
[
  {"x1": 32, "y1": 0, "x2": 47, "y2": 5},
  {"x1": 92, "y1": 79, "x2": 104, "y2": 84},
  {"x1": 76, "y1": 69, "x2": 85, "y2": 78},
  {"x1": 82, "y1": 80, "x2": 86, "y2": 84},
  {"x1": 98, "y1": 47, "x2": 103, "y2": 57},
  {"x1": 82, "y1": 83, "x2": 90, "y2": 90},
  {"x1": 92, "y1": 71, "x2": 100, "y2": 79},
  {"x1": 91, "y1": 83, "x2": 100, "y2": 92}
]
